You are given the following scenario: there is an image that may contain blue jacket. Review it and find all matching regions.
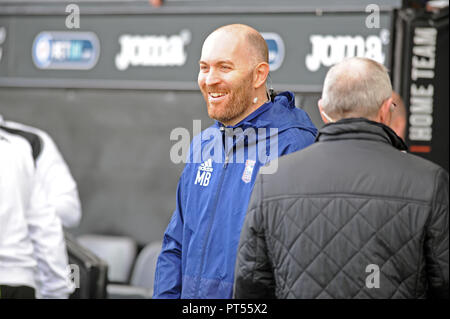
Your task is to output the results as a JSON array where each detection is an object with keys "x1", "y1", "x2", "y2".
[{"x1": 153, "y1": 92, "x2": 317, "y2": 298}]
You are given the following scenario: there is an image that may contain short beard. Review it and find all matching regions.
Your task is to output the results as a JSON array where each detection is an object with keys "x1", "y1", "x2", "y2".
[{"x1": 206, "y1": 74, "x2": 254, "y2": 125}]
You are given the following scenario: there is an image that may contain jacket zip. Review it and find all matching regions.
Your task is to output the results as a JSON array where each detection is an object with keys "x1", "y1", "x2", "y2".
[{"x1": 194, "y1": 126, "x2": 230, "y2": 297}]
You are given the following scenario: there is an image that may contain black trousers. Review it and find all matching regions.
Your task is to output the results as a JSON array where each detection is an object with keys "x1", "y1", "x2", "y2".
[{"x1": 0, "y1": 285, "x2": 35, "y2": 299}]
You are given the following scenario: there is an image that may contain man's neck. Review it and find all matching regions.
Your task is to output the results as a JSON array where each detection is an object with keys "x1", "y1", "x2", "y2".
[{"x1": 221, "y1": 91, "x2": 270, "y2": 127}]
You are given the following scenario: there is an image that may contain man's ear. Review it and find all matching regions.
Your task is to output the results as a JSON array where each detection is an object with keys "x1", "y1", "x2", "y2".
[
  {"x1": 318, "y1": 99, "x2": 329, "y2": 124},
  {"x1": 253, "y1": 62, "x2": 270, "y2": 89},
  {"x1": 376, "y1": 97, "x2": 393, "y2": 126}
]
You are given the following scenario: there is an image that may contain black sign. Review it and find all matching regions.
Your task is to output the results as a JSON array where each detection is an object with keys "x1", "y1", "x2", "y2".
[
  {"x1": 394, "y1": 8, "x2": 449, "y2": 171},
  {"x1": 0, "y1": 11, "x2": 393, "y2": 92}
]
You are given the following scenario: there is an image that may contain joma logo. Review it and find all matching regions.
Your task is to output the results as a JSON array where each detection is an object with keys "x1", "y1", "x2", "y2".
[{"x1": 305, "y1": 34, "x2": 386, "y2": 72}]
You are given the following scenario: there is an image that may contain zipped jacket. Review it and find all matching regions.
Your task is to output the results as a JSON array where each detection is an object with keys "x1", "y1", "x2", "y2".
[{"x1": 153, "y1": 92, "x2": 317, "y2": 298}]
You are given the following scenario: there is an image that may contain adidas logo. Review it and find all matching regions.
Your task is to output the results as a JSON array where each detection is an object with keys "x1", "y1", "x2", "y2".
[
  {"x1": 195, "y1": 159, "x2": 213, "y2": 186},
  {"x1": 198, "y1": 158, "x2": 213, "y2": 172}
]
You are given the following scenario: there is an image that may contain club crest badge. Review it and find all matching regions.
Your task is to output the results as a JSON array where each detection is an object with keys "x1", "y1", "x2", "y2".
[{"x1": 242, "y1": 160, "x2": 256, "y2": 184}]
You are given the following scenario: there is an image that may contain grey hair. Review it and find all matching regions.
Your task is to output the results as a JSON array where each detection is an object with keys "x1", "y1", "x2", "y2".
[{"x1": 321, "y1": 57, "x2": 392, "y2": 120}]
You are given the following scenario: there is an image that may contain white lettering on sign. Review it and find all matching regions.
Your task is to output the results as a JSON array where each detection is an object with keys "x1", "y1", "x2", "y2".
[
  {"x1": 115, "y1": 30, "x2": 191, "y2": 70},
  {"x1": 408, "y1": 28, "x2": 436, "y2": 142},
  {"x1": 411, "y1": 28, "x2": 437, "y2": 81},
  {"x1": 305, "y1": 33, "x2": 386, "y2": 72}
]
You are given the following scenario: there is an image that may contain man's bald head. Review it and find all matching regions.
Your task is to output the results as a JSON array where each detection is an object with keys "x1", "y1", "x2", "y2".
[
  {"x1": 207, "y1": 24, "x2": 268, "y2": 66},
  {"x1": 320, "y1": 57, "x2": 392, "y2": 120}
]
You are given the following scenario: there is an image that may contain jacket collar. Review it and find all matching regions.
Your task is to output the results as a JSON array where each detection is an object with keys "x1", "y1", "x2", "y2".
[
  {"x1": 316, "y1": 118, "x2": 408, "y2": 151},
  {"x1": 212, "y1": 91, "x2": 305, "y2": 131}
]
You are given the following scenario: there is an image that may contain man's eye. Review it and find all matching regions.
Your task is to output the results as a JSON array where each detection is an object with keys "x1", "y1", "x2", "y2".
[
  {"x1": 221, "y1": 66, "x2": 231, "y2": 70},
  {"x1": 200, "y1": 65, "x2": 208, "y2": 71}
]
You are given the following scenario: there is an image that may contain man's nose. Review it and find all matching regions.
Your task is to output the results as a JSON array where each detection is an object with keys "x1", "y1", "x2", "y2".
[{"x1": 205, "y1": 69, "x2": 221, "y2": 86}]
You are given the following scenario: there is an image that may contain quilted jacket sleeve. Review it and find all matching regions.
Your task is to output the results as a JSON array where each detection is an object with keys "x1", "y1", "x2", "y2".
[
  {"x1": 425, "y1": 168, "x2": 449, "y2": 299},
  {"x1": 233, "y1": 175, "x2": 276, "y2": 299}
]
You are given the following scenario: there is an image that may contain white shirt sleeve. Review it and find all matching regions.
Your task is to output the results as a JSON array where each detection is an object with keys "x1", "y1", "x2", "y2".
[
  {"x1": 26, "y1": 177, "x2": 76, "y2": 299},
  {"x1": 35, "y1": 131, "x2": 82, "y2": 228},
  {"x1": 1, "y1": 118, "x2": 82, "y2": 228}
]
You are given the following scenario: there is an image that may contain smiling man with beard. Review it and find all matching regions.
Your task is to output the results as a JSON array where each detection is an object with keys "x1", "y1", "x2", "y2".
[
  {"x1": 153, "y1": 24, "x2": 317, "y2": 299},
  {"x1": 199, "y1": 25, "x2": 267, "y2": 126}
]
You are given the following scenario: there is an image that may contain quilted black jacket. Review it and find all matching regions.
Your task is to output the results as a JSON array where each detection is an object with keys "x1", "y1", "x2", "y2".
[{"x1": 234, "y1": 118, "x2": 449, "y2": 299}]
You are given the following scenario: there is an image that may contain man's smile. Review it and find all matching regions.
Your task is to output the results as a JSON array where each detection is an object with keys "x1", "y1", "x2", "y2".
[{"x1": 208, "y1": 92, "x2": 229, "y2": 102}]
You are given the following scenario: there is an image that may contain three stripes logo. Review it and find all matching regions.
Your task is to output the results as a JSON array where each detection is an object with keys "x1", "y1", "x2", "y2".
[{"x1": 194, "y1": 158, "x2": 213, "y2": 186}]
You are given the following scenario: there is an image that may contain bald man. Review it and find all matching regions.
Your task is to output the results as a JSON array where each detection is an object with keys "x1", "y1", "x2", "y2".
[{"x1": 153, "y1": 24, "x2": 317, "y2": 299}]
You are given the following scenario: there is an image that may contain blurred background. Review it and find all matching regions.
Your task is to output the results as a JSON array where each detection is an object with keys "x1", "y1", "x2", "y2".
[{"x1": 0, "y1": 0, "x2": 448, "y2": 298}]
